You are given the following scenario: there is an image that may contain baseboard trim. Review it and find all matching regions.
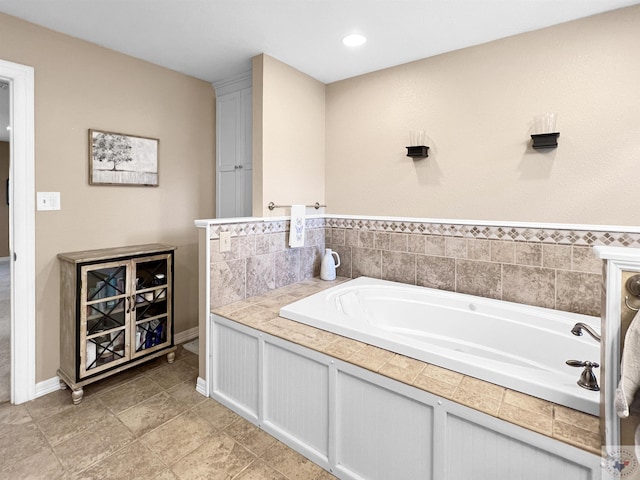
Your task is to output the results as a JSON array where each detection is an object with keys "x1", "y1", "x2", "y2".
[
  {"x1": 175, "y1": 326, "x2": 198, "y2": 345},
  {"x1": 36, "y1": 376, "x2": 61, "y2": 398},
  {"x1": 196, "y1": 377, "x2": 208, "y2": 397},
  {"x1": 33, "y1": 328, "x2": 198, "y2": 401}
]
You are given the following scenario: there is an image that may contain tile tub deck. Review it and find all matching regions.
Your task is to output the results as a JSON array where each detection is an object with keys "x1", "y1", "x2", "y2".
[{"x1": 211, "y1": 277, "x2": 600, "y2": 456}]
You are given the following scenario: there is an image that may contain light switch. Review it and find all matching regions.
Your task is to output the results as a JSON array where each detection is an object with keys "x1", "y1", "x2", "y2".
[
  {"x1": 37, "y1": 192, "x2": 61, "y2": 211},
  {"x1": 219, "y1": 231, "x2": 231, "y2": 252}
]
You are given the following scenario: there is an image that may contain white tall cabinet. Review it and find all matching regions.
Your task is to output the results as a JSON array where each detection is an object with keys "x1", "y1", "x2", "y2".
[{"x1": 214, "y1": 72, "x2": 252, "y2": 218}]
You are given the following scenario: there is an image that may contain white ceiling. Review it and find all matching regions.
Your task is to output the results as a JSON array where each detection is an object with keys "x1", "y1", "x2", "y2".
[{"x1": 0, "y1": 0, "x2": 638, "y2": 142}]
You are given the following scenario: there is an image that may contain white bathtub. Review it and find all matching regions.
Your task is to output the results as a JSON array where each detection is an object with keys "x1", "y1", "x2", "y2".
[{"x1": 279, "y1": 277, "x2": 601, "y2": 416}]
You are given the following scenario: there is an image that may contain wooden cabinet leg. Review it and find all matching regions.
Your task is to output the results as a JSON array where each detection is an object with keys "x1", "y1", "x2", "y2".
[
  {"x1": 71, "y1": 388, "x2": 84, "y2": 405},
  {"x1": 167, "y1": 351, "x2": 176, "y2": 364},
  {"x1": 59, "y1": 379, "x2": 67, "y2": 390}
]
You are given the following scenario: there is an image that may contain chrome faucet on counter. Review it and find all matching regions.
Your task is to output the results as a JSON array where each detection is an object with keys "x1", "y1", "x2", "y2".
[{"x1": 571, "y1": 322, "x2": 601, "y2": 342}]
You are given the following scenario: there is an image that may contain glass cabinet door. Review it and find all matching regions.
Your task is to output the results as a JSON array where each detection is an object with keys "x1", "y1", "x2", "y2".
[
  {"x1": 131, "y1": 254, "x2": 172, "y2": 357},
  {"x1": 80, "y1": 261, "x2": 130, "y2": 377}
]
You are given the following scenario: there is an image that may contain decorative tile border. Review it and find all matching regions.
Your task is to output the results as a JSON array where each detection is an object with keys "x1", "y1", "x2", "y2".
[
  {"x1": 202, "y1": 215, "x2": 640, "y2": 247},
  {"x1": 324, "y1": 217, "x2": 640, "y2": 248},
  {"x1": 207, "y1": 218, "x2": 326, "y2": 240}
]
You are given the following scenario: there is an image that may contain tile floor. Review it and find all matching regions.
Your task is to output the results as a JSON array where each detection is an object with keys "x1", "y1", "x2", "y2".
[{"x1": 0, "y1": 345, "x2": 337, "y2": 479}]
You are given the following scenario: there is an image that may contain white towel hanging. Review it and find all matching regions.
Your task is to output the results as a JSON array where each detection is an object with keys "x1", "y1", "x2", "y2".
[
  {"x1": 616, "y1": 308, "x2": 640, "y2": 418},
  {"x1": 289, "y1": 205, "x2": 306, "y2": 248}
]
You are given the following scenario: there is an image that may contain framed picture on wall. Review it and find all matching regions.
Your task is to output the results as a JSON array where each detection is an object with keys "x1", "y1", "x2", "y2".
[{"x1": 89, "y1": 129, "x2": 159, "y2": 186}]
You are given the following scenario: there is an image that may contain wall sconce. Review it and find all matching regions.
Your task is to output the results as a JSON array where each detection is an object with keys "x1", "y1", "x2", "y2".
[
  {"x1": 531, "y1": 113, "x2": 559, "y2": 149},
  {"x1": 406, "y1": 130, "x2": 429, "y2": 158}
]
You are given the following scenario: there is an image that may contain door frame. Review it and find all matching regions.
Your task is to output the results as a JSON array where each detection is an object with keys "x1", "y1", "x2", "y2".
[{"x1": 0, "y1": 59, "x2": 36, "y2": 404}]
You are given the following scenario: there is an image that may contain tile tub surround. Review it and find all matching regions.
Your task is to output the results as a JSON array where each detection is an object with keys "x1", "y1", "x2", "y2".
[
  {"x1": 325, "y1": 217, "x2": 640, "y2": 317},
  {"x1": 208, "y1": 217, "x2": 326, "y2": 308},
  {"x1": 201, "y1": 214, "x2": 640, "y2": 317},
  {"x1": 210, "y1": 277, "x2": 600, "y2": 456}
]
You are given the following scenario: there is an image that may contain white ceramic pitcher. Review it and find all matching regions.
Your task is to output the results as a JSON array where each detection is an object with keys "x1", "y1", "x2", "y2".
[{"x1": 320, "y1": 248, "x2": 341, "y2": 281}]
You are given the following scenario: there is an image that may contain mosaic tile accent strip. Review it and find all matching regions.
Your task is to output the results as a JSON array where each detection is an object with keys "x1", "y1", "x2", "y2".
[
  {"x1": 324, "y1": 217, "x2": 640, "y2": 248},
  {"x1": 208, "y1": 218, "x2": 326, "y2": 240},
  {"x1": 204, "y1": 216, "x2": 640, "y2": 247}
]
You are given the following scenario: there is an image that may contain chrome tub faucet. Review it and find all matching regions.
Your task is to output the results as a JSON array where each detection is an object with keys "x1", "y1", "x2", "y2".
[
  {"x1": 566, "y1": 360, "x2": 600, "y2": 391},
  {"x1": 571, "y1": 322, "x2": 601, "y2": 343}
]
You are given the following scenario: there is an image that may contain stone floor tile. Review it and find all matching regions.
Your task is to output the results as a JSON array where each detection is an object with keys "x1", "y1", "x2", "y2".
[
  {"x1": 143, "y1": 360, "x2": 198, "y2": 390},
  {"x1": 117, "y1": 391, "x2": 187, "y2": 437},
  {"x1": 314, "y1": 468, "x2": 339, "y2": 479},
  {"x1": 165, "y1": 380, "x2": 207, "y2": 408},
  {"x1": 233, "y1": 459, "x2": 287, "y2": 480},
  {"x1": 98, "y1": 375, "x2": 164, "y2": 414},
  {"x1": 152, "y1": 470, "x2": 180, "y2": 480},
  {"x1": 170, "y1": 432, "x2": 256, "y2": 480},
  {"x1": 0, "y1": 421, "x2": 49, "y2": 469},
  {"x1": 140, "y1": 409, "x2": 216, "y2": 466},
  {"x1": 223, "y1": 417, "x2": 278, "y2": 457},
  {"x1": 24, "y1": 388, "x2": 75, "y2": 421},
  {"x1": 52, "y1": 415, "x2": 136, "y2": 476},
  {"x1": 260, "y1": 440, "x2": 323, "y2": 480},
  {"x1": 74, "y1": 441, "x2": 169, "y2": 480},
  {"x1": 0, "y1": 447, "x2": 64, "y2": 479},
  {"x1": 0, "y1": 402, "x2": 31, "y2": 428},
  {"x1": 81, "y1": 369, "x2": 140, "y2": 397},
  {"x1": 192, "y1": 398, "x2": 242, "y2": 431},
  {"x1": 37, "y1": 396, "x2": 113, "y2": 446}
]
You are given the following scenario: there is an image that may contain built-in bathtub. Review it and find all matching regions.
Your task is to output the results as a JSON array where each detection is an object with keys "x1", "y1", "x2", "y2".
[{"x1": 279, "y1": 276, "x2": 601, "y2": 416}]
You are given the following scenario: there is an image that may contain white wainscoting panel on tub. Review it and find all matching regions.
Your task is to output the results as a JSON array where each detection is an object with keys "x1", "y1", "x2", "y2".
[
  {"x1": 213, "y1": 322, "x2": 259, "y2": 419},
  {"x1": 264, "y1": 343, "x2": 329, "y2": 458},
  {"x1": 445, "y1": 413, "x2": 593, "y2": 480},
  {"x1": 336, "y1": 370, "x2": 433, "y2": 479},
  {"x1": 210, "y1": 314, "x2": 602, "y2": 480}
]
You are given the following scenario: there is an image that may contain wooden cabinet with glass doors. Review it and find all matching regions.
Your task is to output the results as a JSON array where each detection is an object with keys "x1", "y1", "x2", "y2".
[{"x1": 58, "y1": 244, "x2": 177, "y2": 404}]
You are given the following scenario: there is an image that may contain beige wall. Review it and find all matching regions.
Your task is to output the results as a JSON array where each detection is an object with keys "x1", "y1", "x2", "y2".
[
  {"x1": 0, "y1": 13, "x2": 215, "y2": 382},
  {"x1": 325, "y1": 5, "x2": 640, "y2": 226},
  {"x1": 0, "y1": 142, "x2": 8, "y2": 257},
  {"x1": 253, "y1": 54, "x2": 325, "y2": 217},
  {"x1": 252, "y1": 56, "x2": 264, "y2": 217}
]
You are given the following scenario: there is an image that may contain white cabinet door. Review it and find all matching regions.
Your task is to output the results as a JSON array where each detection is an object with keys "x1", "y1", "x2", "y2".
[{"x1": 216, "y1": 84, "x2": 252, "y2": 218}]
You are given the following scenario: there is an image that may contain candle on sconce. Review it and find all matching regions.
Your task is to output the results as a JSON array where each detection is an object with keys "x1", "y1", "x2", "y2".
[{"x1": 409, "y1": 130, "x2": 425, "y2": 146}]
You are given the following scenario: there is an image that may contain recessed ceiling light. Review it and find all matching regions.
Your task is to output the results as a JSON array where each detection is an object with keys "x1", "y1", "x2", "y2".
[{"x1": 342, "y1": 33, "x2": 367, "y2": 47}]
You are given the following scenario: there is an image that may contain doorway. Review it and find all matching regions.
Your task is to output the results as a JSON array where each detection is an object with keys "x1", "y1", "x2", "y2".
[
  {"x1": 0, "y1": 80, "x2": 10, "y2": 401},
  {"x1": 0, "y1": 59, "x2": 35, "y2": 405}
]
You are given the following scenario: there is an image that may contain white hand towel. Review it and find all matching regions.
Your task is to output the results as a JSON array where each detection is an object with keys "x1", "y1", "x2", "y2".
[
  {"x1": 616, "y1": 308, "x2": 640, "y2": 418},
  {"x1": 289, "y1": 205, "x2": 306, "y2": 248}
]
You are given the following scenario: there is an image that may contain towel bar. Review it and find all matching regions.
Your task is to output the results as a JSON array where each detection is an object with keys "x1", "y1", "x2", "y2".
[{"x1": 268, "y1": 202, "x2": 326, "y2": 211}]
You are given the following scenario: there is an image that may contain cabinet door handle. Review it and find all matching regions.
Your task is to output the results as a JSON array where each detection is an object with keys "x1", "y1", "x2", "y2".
[
  {"x1": 126, "y1": 296, "x2": 131, "y2": 313},
  {"x1": 131, "y1": 295, "x2": 137, "y2": 312},
  {"x1": 238, "y1": 165, "x2": 243, "y2": 169}
]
